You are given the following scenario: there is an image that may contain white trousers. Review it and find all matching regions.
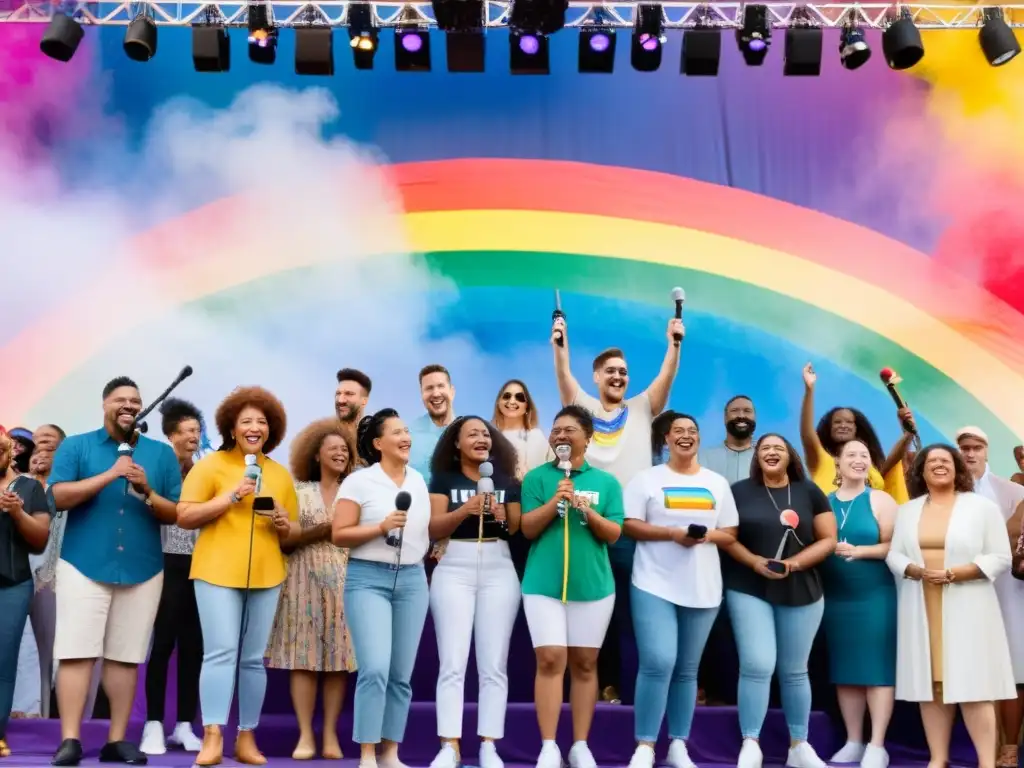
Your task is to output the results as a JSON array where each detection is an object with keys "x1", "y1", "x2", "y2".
[{"x1": 429, "y1": 539, "x2": 521, "y2": 739}]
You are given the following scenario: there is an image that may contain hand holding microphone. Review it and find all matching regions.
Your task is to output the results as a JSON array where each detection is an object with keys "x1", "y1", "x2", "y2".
[
  {"x1": 879, "y1": 368, "x2": 917, "y2": 435},
  {"x1": 551, "y1": 289, "x2": 565, "y2": 347},
  {"x1": 384, "y1": 491, "x2": 412, "y2": 548},
  {"x1": 670, "y1": 287, "x2": 686, "y2": 348}
]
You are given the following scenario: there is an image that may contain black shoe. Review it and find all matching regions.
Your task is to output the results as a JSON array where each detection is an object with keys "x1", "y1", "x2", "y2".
[
  {"x1": 51, "y1": 738, "x2": 83, "y2": 766},
  {"x1": 99, "y1": 741, "x2": 148, "y2": 765}
]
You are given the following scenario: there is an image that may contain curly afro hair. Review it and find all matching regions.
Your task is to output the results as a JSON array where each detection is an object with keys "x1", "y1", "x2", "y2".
[
  {"x1": 214, "y1": 386, "x2": 288, "y2": 455},
  {"x1": 907, "y1": 443, "x2": 975, "y2": 499},
  {"x1": 290, "y1": 418, "x2": 358, "y2": 483}
]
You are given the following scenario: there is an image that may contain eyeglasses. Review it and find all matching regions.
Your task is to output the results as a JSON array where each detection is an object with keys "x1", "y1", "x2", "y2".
[{"x1": 501, "y1": 391, "x2": 527, "y2": 403}]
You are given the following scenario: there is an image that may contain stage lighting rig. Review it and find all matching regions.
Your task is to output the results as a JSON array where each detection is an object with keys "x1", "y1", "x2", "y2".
[
  {"x1": 431, "y1": 0, "x2": 485, "y2": 71},
  {"x1": 578, "y1": 7, "x2": 616, "y2": 73},
  {"x1": 348, "y1": 2, "x2": 379, "y2": 69},
  {"x1": 681, "y1": 6, "x2": 721, "y2": 76},
  {"x1": 40, "y1": 8, "x2": 84, "y2": 62},
  {"x1": 630, "y1": 4, "x2": 664, "y2": 71},
  {"x1": 509, "y1": 0, "x2": 566, "y2": 73},
  {"x1": 192, "y1": 10, "x2": 230, "y2": 71},
  {"x1": 737, "y1": 4, "x2": 770, "y2": 65},
  {"x1": 295, "y1": 5, "x2": 333, "y2": 75},
  {"x1": 783, "y1": 6, "x2": 821, "y2": 75},
  {"x1": 395, "y1": 6, "x2": 431, "y2": 71},
  {"x1": 881, "y1": 7, "x2": 923, "y2": 70},
  {"x1": 839, "y1": 11, "x2": 870, "y2": 69},
  {"x1": 124, "y1": 8, "x2": 157, "y2": 61},
  {"x1": 980, "y1": 7, "x2": 1020, "y2": 66},
  {"x1": 247, "y1": 2, "x2": 277, "y2": 63}
]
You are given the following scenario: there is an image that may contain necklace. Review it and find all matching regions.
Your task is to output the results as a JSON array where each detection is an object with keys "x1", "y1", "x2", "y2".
[{"x1": 764, "y1": 483, "x2": 791, "y2": 512}]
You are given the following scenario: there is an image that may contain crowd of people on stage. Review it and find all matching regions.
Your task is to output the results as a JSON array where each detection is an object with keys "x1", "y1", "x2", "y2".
[{"x1": 3, "y1": 313, "x2": 1024, "y2": 768}]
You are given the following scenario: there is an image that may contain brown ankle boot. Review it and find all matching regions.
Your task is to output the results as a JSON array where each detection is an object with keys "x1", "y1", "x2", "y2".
[
  {"x1": 195, "y1": 726, "x2": 223, "y2": 766},
  {"x1": 234, "y1": 730, "x2": 267, "y2": 766}
]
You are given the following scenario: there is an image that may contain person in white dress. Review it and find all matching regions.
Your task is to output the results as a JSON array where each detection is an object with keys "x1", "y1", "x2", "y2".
[
  {"x1": 886, "y1": 444, "x2": 1015, "y2": 768},
  {"x1": 492, "y1": 380, "x2": 549, "y2": 481},
  {"x1": 955, "y1": 426, "x2": 1024, "y2": 768}
]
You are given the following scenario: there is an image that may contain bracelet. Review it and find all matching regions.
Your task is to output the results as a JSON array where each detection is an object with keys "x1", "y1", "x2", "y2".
[{"x1": 230, "y1": 492, "x2": 241, "y2": 504}]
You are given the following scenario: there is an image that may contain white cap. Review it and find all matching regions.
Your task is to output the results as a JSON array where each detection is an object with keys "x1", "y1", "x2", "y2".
[{"x1": 955, "y1": 426, "x2": 989, "y2": 445}]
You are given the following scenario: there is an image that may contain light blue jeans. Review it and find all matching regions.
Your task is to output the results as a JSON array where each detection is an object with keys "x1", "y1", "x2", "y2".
[
  {"x1": 345, "y1": 559, "x2": 429, "y2": 745},
  {"x1": 193, "y1": 580, "x2": 281, "y2": 730},
  {"x1": 0, "y1": 580, "x2": 33, "y2": 739},
  {"x1": 726, "y1": 590, "x2": 824, "y2": 741},
  {"x1": 631, "y1": 584, "x2": 719, "y2": 742}
]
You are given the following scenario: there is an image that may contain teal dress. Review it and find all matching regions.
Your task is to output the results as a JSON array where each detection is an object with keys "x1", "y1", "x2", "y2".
[{"x1": 821, "y1": 490, "x2": 897, "y2": 686}]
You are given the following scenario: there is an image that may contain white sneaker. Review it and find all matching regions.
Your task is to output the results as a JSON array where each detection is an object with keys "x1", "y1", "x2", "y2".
[
  {"x1": 379, "y1": 757, "x2": 411, "y2": 768},
  {"x1": 568, "y1": 742, "x2": 598, "y2": 768},
  {"x1": 139, "y1": 721, "x2": 166, "y2": 756},
  {"x1": 628, "y1": 744, "x2": 656, "y2": 768},
  {"x1": 786, "y1": 742, "x2": 826, "y2": 768},
  {"x1": 667, "y1": 739, "x2": 697, "y2": 768},
  {"x1": 737, "y1": 739, "x2": 763, "y2": 768},
  {"x1": 830, "y1": 742, "x2": 866, "y2": 764},
  {"x1": 431, "y1": 743, "x2": 460, "y2": 768},
  {"x1": 479, "y1": 741, "x2": 504, "y2": 768},
  {"x1": 536, "y1": 742, "x2": 563, "y2": 768},
  {"x1": 859, "y1": 745, "x2": 889, "y2": 768},
  {"x1": 168, "y1": 722, "x2": 202, "y2": 752}
]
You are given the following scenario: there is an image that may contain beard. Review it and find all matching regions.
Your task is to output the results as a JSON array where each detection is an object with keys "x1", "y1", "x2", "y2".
[
  {"x1": 726, "y1": 418, "x2": 756, "y2": 439},
  {"x1": 336, "y1": 405, "x2": 360, "y2": 423}
]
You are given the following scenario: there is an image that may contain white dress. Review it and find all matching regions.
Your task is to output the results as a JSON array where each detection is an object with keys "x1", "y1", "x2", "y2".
[{"x1": 886, "y1": 492, "x2": 1015, "y2": 703}]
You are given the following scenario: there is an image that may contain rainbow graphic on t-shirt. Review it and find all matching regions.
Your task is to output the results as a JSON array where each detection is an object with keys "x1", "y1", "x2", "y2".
[
  {"x1": 591, "y1": 407, "x2": 628, "y2": 448},
  {"x1": 663, "y1": 487, "x2": 717, "y2": 512}
]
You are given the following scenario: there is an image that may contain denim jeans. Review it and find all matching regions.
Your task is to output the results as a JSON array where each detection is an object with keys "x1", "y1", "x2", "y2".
[
  {"x1": 726, "y1": 590, "x2": 824, "y2": 741},
  {"x1": 631, "y1": 584, "x2": 719, "y2": 742},
  {"x1": 0, "y1": 580, "x2": 33, "y2": 739},
  {"x1": 345, "y1": 559, "x2": 429, "y2": 744},
  {"x1": 193, "y1": 580, "x2": 281, "y2": 730}
]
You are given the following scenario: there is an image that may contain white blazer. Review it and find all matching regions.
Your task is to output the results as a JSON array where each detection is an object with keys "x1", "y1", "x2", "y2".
[{"x1": 886, "y1": 492, "x2": 1015, "y2": 703}]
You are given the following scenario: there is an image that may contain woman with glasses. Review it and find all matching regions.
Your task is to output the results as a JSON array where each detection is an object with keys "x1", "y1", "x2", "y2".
[{"x1": 493, "y1": 380, "x2": 549, "y2": 482}]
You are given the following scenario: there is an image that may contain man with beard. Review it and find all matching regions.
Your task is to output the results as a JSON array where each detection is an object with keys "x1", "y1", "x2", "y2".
[
  {"x1": 408, "y1": 364, "x2": 456, "y2": 482},
  {"x1": 551, "y1": 315, "x2": 683, "y2": 704},
  {"x1": 47, "y1": 377, "x2": 182, "y2": 767},
  {"x1": 702, "y1": 395, "x2": 757, "y2": 484},
  {"x1": 335, "y1": 368, "x2": 372, "y2": 435},
  {"x1": 955, "y1": 426, "x2": 1024, "y2": 768}
]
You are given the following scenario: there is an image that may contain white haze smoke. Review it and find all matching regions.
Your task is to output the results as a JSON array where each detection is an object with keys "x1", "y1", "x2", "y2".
[{"x1": 2, "y1": 85, "x2": 487, "y2": 455}]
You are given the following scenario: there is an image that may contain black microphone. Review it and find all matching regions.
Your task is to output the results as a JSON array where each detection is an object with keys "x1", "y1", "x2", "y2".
[
  {"x1": 671, "y1": 287, "x2": 685, "y2": 347},
  {"x1": 387, "y1": 491, "x2": 412, "y2": 548},
  {"x1": 879, "y1": 368, "x2": 917, "y2": 434},
  {"x1": 130, "y1": 365, "x2": 195, "y2": 437},
  {"x1": 552, "y1": 289, "x2": 565, "y2": 347},
  {"x1": 117, "y1": 442, "x2": 144, "y2": 497}
]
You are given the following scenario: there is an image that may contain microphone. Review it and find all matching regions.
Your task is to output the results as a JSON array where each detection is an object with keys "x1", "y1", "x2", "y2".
[
  {"x1": 387, "y1": 491, "x2": 412, "y2": 548},
  {"x1": 555, "y1": 444, "x2": 572, "y2": 519},
  {"x1": 552, "y1": 289, "x2": 565, "y2": 348},
  {"x1": 478, "y1": 461, "x2": 495, "y2": 538},
  {"x1": 671, "y1": 287, "x2": 685, "y2": 347},
  {"x1": 129, "y1": 365, "x2": 196, "y2": 437},
  {"x1": 879, "y1": 368, "x2": 917, "y2": 435},
  {"x1": 117, "y1": 442, "x2": 144, "y2": 498}
]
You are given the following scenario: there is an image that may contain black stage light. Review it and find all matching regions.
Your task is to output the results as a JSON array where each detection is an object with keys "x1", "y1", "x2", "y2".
[
  {"x1": 40, "y1": 13, "x2": 84, "y2": 62},
  {"x1": 509, "y1": 0, "x2": 568, "y2": 37},
  {"x1": 348, "y1": 3, "x2": 378, "y2": 69},
  {"x1": 631, "y1": 4, "x2": 663, "y2": 72},
  {"x1": 980, "y1": 7, "x2": 1020, "y2": 66},
  {"x1": 193, "y1": 25, "x2": 230, "y2": 71},
  {"x1": 579, "y1": 27, "x2": 616, "y2": 73},
  {"x1": 395, "y1": 8, "x2": 431, "y2": 71},
  {"x1": 839, "y1": 23, "x2": 871, "y2": 69},
  {"x1": 446, "y1": 31, "x2": 484, "y2": 71},
  {"x1": 510, "y1": 31, "x2": 549, "y2": 73},
  {"x1": 296, "y1": 27, "x2": 334, "y2": 75},
  {"x1": 248, "y1": 3, "x2": 277, "y2": 64},
  {"x1": 431, "y1": 0, "x2": 484, "y2": 71},
  {"x1": 784, "y1": 27, "x2": 822, "y2": 75},
  {"x1": 737, "y1": 4, "x2": 770, "y2": 65},
  {"x1": 881, "y1": 11, "x2": 923, "y2": 70},
  {"x1": 681, "y1": 28, "x2": 721, "y2": 75},
  {"x1": 124, "y1": 14, "x2": 157, "y2": 61}
]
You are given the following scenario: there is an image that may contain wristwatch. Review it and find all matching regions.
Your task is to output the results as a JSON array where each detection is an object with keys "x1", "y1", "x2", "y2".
[{"x1": 230, "y1": 492, "x2": 241, "y2": 504}]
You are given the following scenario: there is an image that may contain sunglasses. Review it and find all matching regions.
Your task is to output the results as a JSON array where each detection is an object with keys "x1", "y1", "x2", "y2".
[{"x1": 501, "y1": 391, "x2": 527, "y2": 403}]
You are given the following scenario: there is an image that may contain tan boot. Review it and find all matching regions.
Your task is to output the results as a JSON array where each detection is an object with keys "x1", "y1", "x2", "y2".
[
  {"x1": 195, "y1": 726, "x2": 223, "y2": 767},
  {"x1": 234, "y1": 730, "x2": 267, "y2": 766}
]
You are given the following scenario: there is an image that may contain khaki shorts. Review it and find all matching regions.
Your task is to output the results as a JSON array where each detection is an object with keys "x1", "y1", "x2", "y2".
[{"x1": 53, "y1": 559, "x2": 163, "y2": 664}]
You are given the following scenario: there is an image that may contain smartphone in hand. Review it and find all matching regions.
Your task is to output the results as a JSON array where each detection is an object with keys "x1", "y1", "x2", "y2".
[{"x1": 687, "y1": 524, "x2": 707, "y2": 539}]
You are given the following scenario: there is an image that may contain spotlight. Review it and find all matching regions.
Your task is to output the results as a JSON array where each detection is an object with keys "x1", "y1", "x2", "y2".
[
  {"x1": 681, "y1": 28, "x2": 721, "y2": 75},
  {"x1": 631, "y1": 4, "x2": 664, "y2": 72},
  {"x1": 446, "y1": 32, "x2": 485, "y2": 72},
  {"x1": 123, "y1": 14, "x2": 157, "y2": 61},
  {"x1": 348, "y1": 2, "x2": 378, "y2": 69},
  {"x1": 579, "y1": 13, "x2": 616, "y2": 73},
  {"x1": 510, "y1": 31, "x2": 549, "y2": 73},
  {"x1": 40, "y1": 13, "x2": 84, "y2": 62},
  {"x1": 509, "y1": 0, "x2": 568, "y2": 37},
  {"x1": 881, "y1": 10, "x2": 923, "y2": 70},
  {"x1": 980, "y1": 7, "x2": 1020, "y2": 66},
  {"x1": 431, "y1": 0, "x2": 485, "y2": 71},
  {"x1": 192, "y1": 24, "x2": 230, "y2": 72},
  {"x1": 783, "y1": 10, "x2": 821, "y2": 76},
  {"x1": 737, "y1": 4, "x2": 770, "y2": 65},
  {"x1": 839, "y1": 23, "x2": 871, "y2": 69},
  {"x1": 395, "y1": 28, "x2": 431, "y2": 70},
  {"x1": 296, "y1": 27, "x2": 334, "y2": 75},
  {"x1": 248, "y1": 3, "x2": 277, "y2": 64}
]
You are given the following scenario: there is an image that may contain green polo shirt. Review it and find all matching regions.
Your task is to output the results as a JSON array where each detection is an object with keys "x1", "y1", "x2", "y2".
[{"x1": 520, "y1": 460, "x2": 625, "y2": 602}]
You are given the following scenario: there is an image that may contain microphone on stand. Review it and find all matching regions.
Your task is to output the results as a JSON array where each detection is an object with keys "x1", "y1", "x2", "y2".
[
  {"x1": 478, "y1": 461, "x2": 495, "y2": 539},
  {"x1": 128, "y1": 365, "x2": 195, "y2": 441},
  {"x1": 555, "y1": 444, "x2": 572, "y2": 519},
  {"x1": 389, "y1": 491, "x2": 413, "y2": 595},
  {"x1": 671, "y1": 287, "x2": 685, "y2": 347}
]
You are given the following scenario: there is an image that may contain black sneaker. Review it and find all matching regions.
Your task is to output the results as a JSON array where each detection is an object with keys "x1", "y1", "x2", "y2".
[
  {"x1": 99, "y1": 741, "x2": 148, "y2": 765},
  {"x1": 51, "y1": 738, "x2": 83, "y2": 766}
]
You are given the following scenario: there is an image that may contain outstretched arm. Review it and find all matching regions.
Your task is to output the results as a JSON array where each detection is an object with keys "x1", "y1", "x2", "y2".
[
  {"x1": 800, "y1": 363, "x2": 824, "y2": 475},
  {"x1": 645, "y1": 318, "x2": 684, "y2": 417},
  {"x1": 552, "y1": 317, "x2": 581, "y2": 406}
]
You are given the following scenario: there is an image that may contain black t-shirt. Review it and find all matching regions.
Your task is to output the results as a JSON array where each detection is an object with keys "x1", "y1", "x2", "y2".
[
  {"x1": 722, "y1": 478, "x2": 831, "y2": 607},
  {"x1": 0, "y1": 475, "x2": 50, "y2": 586},
  {"x1": 428, "y1": 470, "x2": 522, "y2": 541}
]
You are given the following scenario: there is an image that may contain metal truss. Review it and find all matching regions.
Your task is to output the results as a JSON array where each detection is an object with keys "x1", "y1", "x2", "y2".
[{"x1": 2, "y1": 1, "x2": 1023, "y2": 27}]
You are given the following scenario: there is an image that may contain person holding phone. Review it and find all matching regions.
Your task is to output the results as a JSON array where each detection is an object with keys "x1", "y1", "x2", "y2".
[
  {"x1": 176, "y1": 387, "x2": 300, "y2": 767},
  {"x1": 622, "y1": 413, "x2": 738, "y2": 768},
  {"x1": 722, "y1": 434, "x2": 837, "y2": 768}
]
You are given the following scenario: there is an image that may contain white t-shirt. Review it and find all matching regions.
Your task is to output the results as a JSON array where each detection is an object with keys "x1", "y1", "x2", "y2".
[
  {"x1": 335, "y1": 463, "x2": 431, "y2": 565},
  {"x1": 502, "y1": 427, "x2": 551, "y2": 479},
  {"x1": 575, "y1": 389, "x2": 654, "y2": 489},
  {"x1": 624, "y1": 464, "x2": 738, "y2": 608}
]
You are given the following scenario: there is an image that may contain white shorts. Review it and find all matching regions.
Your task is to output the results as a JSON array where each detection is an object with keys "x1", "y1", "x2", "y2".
[
  {"x1": 53, "y1": 559, "x2": 163, "y2": 664},
  {"x1": 523, "y1": 593, "x2": 615, "y2": 648}
]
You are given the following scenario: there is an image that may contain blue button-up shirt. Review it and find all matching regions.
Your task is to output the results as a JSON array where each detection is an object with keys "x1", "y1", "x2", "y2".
[
  {"x1": 407, "y1": 413, "x2": 450, "y2": 484},
  {"x1": 49, "y1": 428, "x2": 182, "y2": 586}
]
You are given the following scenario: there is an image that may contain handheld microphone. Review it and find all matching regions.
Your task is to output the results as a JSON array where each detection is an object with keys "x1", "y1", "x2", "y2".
[
  {"x1": 387, "y1": 491, "x2": 412, "y2": 548},
  {"x1": 478, "y1": 461, "x2": 495, "y2": 539},
  {"x1": 879, "y1": 368, "x2": 917, "y2": 435},
  {"x1": 555, "y1": 444, "x2": 572, "y2": 519},
  {"x1": 671, "y1": 287, "x2": 685, "y2": 347},
  {"x1": 552, "y1": 289, "x2": 565, "y2": 348}
]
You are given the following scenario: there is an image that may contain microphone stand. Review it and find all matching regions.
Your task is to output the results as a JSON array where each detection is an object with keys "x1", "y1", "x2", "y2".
[{"x1": 131, "y1": 367, "x2": 193, "y2": 436}]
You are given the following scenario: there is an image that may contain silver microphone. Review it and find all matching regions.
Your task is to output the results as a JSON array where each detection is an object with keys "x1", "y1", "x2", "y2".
[
  {"x1": 478, "y1": 461, "x2": 494, "y2": 515},
  {"x1": 555, "y1": 444, "x2": 572, "y2": 519},
  {"x1": 244, "y1": 453, "x2": 262, "y2": 494}
]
